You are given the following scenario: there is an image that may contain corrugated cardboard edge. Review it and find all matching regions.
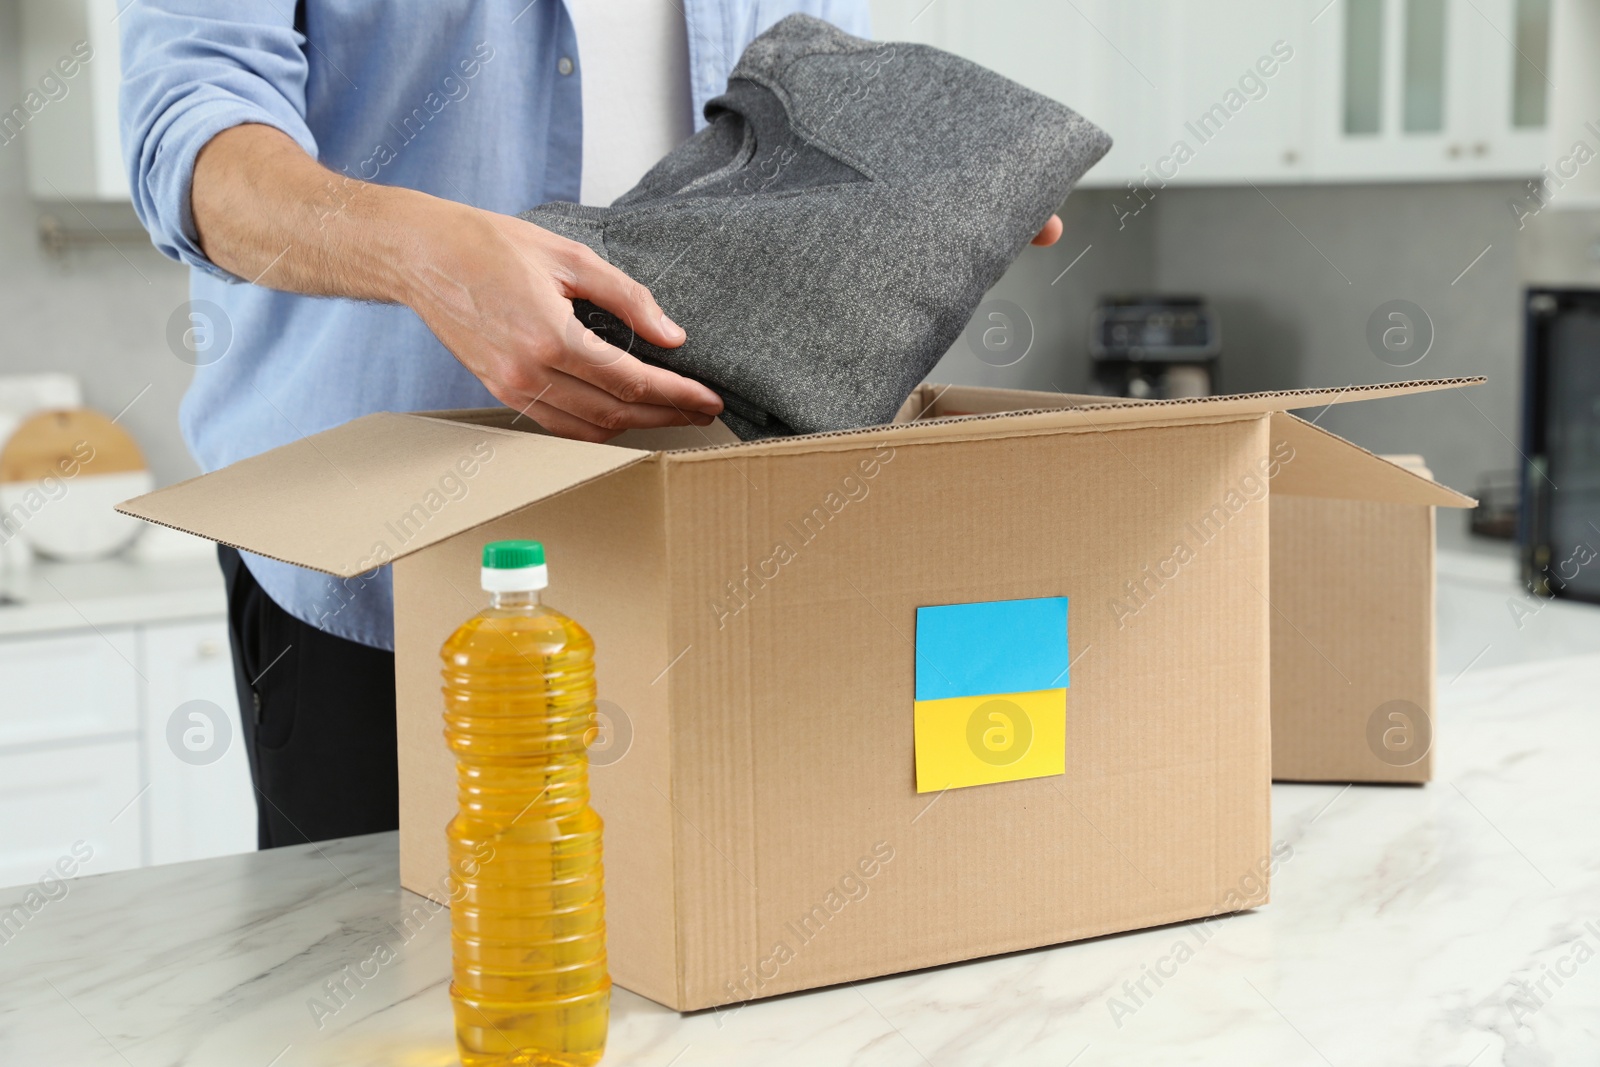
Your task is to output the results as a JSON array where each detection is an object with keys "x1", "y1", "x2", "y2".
[{"x1": 657, "y1": 456, "x2": 692, "y2": 1010}]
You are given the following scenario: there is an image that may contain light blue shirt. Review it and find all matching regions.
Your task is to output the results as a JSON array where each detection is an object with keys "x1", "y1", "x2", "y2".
[{"x1": 120, "y1": 0, "x2": 870, "y2": 650}]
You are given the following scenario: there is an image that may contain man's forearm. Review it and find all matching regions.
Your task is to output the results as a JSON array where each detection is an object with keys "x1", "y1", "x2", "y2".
[
  {"x1": 188, "y1": 121, "x2": 723, "y2": 440},
  {"x1": 190, "y1": 123, "x2": 448, "y2": 304}
]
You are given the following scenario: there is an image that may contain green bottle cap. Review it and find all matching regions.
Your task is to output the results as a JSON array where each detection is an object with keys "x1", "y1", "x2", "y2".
[{"x1": 482, "y1": 540, "x2": 546, "y2": 569}]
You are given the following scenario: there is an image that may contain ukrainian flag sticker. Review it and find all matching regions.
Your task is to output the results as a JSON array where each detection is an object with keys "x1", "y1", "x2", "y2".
[{"x1": 913, "y1": 596, "x2": 1069, "y2": 793}]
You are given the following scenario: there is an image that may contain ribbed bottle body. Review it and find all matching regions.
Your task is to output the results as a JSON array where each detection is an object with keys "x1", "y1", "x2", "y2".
[{"x1": 442, "y1": 600, "x2": 608, "y2": 1067}]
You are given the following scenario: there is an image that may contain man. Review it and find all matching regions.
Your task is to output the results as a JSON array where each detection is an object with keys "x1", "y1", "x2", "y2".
[{"x1": 121, "y1": 1, "x2": 1064, "y2": 849}]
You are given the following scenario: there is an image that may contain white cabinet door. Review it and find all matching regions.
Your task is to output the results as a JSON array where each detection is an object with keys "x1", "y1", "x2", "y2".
[
  {"x1": 1544, "y1": 0, "x2": 1600, "y2": 205},
  {"x1": 951, "y1": 0, "x2": 1169, "y2": 190},
  {"x1": 1144, "y1": 0, "x2": 1313, "y2": 186},
  {"x1": 0, "y1": 627, "x2": 141, "y2": 886},
  {"x1": 18, "y1": 0, "x2": 131, "y2": 201},
  {"x1": 1309, "y1": 0, "x2": 1473, "y2": 178},
  {"x1": 0, "y1": 740, "x2": 143, "y2": 887},
  {"x1": 875, "y1": 0, "x2": 1549, "y2": 186},
  {"x1": 872, "y1": 0, "x2": 1160, "y2": 189},
  {"x1": 0, "y1": 628, "x2": 140, "y2": 748},
  {"x1": 141, "y1": 620, "x2": 257, "y2": 865},
  {"x1": 1459, "y1": 0, "x2": 1553, "y2": 177},
  {"x1": 1308, "y1": 0, "x2": 1549, "y2": 180}
]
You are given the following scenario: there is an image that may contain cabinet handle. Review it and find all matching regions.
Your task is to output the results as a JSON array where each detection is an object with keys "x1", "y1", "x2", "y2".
[
  {"x1": 1282, "y1": 148, "x2": 1299, "y2": 165},
  {"x1": 1447, "y1": 143, "x2": 1463, "y2": 159},
  {"x1": 1473, "y1": 141, "x2": 1489, "y2": 157}
]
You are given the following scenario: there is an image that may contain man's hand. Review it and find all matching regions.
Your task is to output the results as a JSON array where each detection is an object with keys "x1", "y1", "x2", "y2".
[
  {"x1": 401, "y1": 203, "x2": 721, "y2": 441},
  {"x1": 191, "y1": 124, "x2": 721, "y2": 442}
]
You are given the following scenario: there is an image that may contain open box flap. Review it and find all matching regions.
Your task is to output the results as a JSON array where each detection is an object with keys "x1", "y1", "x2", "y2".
[
  {"x1": 1269, "y1": 412, "x2": 1475, "y2": 507},
  {"x1": 116, "y1": 412, "x2": 649, "y2": 577},
  {"x1": 670, "y1": 376, "x2": 1488, "y2": 461}
]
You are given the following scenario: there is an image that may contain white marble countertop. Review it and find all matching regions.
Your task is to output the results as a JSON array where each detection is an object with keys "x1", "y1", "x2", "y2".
[
  {"x1": 2, "y1": 651, "x2": 1597, "y2": 1067},
  {"x1": 0, "y1": 549, "x2": 225, "y2": 637}
]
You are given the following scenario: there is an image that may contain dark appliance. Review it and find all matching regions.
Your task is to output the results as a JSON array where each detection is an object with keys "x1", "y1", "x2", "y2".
[
  {"x1": 1520, "y1": 288, "x2": 1600, "y2": 603},
  {"x1": 1088, "y1": 296, "x2": 1220, "y2": 399}
]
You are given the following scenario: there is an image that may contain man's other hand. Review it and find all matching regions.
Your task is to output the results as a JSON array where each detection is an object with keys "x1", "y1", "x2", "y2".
[{"x1": 1032, "y1": 214, "x2": 1064, "y2": 247}]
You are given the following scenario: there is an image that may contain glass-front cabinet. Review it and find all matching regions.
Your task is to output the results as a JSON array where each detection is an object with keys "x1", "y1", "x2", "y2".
[{"x1": 1310, "y1": 0, "x2": 1551, "y2": 179}]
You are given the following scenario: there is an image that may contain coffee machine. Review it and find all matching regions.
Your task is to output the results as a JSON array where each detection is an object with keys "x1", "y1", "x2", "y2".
[{"x1": 1088, "y1": 295, "x2": 1220, "y2": 399}]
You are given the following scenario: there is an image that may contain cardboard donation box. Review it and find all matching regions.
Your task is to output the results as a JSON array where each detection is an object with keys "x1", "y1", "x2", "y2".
[
  {"x1": 120, "y1": 376, "x2": 1480, "y2": 1011},
  {"x1": 1269, "y1": 453, "x2": 1456, "y2": 783}
]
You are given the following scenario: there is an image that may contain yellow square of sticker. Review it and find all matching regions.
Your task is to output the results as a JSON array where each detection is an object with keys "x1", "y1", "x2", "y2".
[{"x1": 912, "y1": 689, "x2": 1066, "y2": 793}]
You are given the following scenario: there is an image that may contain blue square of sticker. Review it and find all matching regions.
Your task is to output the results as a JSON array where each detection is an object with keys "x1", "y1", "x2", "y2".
[{"x1": 914, "y1": 596, "x2": 1070, "y2": 702}]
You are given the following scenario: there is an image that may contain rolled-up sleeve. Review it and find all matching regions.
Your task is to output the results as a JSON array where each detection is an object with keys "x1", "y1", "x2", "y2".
[{"x1": 119, "y1": 1, "x2": 317, "y2": 279}]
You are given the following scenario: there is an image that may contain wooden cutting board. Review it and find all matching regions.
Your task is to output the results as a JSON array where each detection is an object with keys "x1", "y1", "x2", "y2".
[{"x1": 0, "y1": 408, "x2": 146, "y2": 483}]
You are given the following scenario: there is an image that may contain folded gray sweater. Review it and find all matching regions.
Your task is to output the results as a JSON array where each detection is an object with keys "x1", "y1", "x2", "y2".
[{"x1": 521, "y1": 15, "x2": 1111, "y2": 439}]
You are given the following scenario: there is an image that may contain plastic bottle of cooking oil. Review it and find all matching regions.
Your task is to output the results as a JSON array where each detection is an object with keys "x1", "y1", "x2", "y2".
[{"x1": 442, "y1": 540, "x2": 609, "y2": 1067}]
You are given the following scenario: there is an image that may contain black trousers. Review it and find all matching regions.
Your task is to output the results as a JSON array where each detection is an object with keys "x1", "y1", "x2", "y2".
[{"x1": 219, "y1": 546, "x2": 399, "y2": 849}]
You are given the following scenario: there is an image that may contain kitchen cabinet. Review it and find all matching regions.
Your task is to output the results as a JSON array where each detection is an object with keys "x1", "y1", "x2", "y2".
[
  {"x1": 17, "y1": 0, "x2": 1561, "y2": 201},
  {"x1": 1140, "y1": 1, "x2": 1312, "y2": 186},
  {"x1": 1543, "y1": 0, "x2": 1600, "y2": 206},
  {"x1": 876, "y1": 0, "x2": 1317, "y2": 188},
  {"x1": 17, "y1": 0, "x2": 130, "y2": 201},
  {"x1": 869, "y1": 0, "x2": 1551, "y2": 186},
  {"x1": 0, "y1": 627, "x2": 144, "y2": 886},
  {"x1": 873, "y1": 0, "x2": 1162, "y2": 190},
  {"x1": 1307, "y1": 0, "x2": 1552, "y2": 180},
  {"x1": 0, "y1": 558, "x2": 254, "y2": 886},
  {"x1": 0, "y1": 741, "x2": 144, "y2": 887},
  {"x1": 0, "y1": 629, "x2": 140, "y2": 749},
  {"x1": 141, "y1": 620, "x2": 257, "y2": 867}
]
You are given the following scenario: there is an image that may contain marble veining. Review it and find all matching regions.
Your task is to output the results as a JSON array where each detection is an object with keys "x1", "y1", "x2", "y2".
[{"x1": 2, "y1": 653, "x2": 1597, "y2": 1066}]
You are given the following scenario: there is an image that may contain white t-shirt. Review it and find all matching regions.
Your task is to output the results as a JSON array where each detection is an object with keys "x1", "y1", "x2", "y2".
[{"x1": 564, "y1": 0, "x2": 695, "y2": 205}]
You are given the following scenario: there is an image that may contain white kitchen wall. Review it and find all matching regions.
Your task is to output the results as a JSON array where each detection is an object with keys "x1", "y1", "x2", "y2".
[{"x1": 0, "y1": 0, "x2": 195, "y2": 487}]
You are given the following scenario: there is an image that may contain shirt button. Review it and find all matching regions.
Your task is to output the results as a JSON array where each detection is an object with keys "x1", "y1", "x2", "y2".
[{"x1": 557, "y1": 56, "x2": 574, "y2": 76}]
